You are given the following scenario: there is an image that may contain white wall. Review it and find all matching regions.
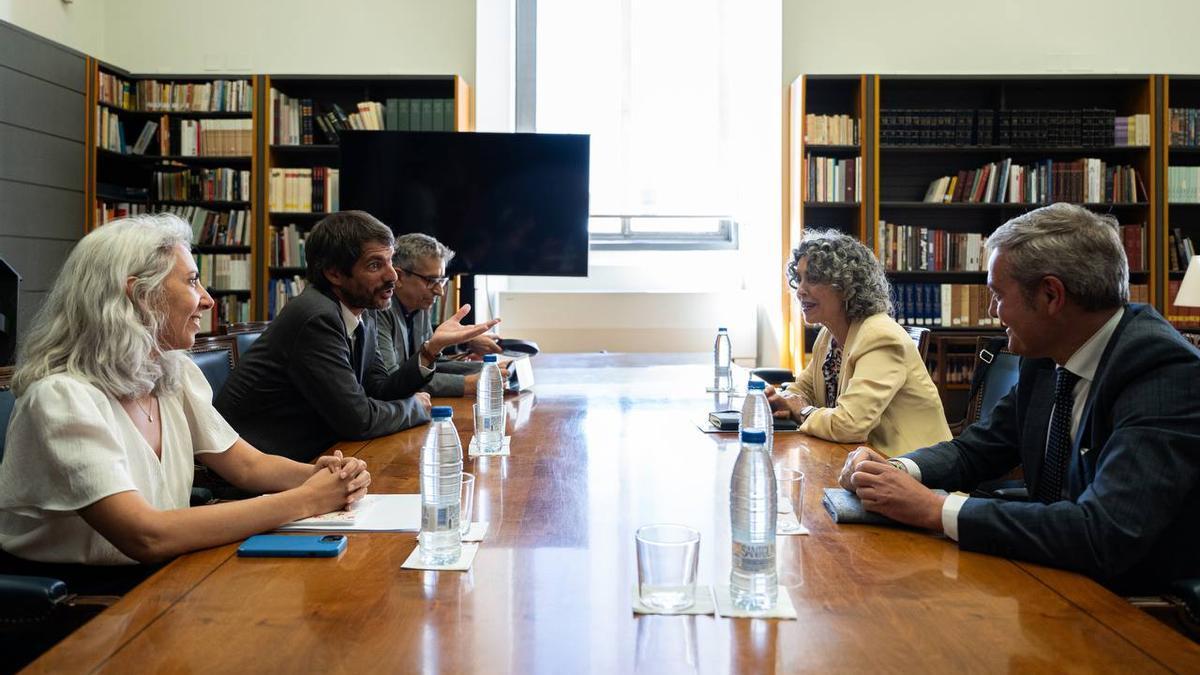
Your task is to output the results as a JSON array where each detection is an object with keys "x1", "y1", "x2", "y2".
[
  {"x1": 783, "y1": 0, "x2": 1200, "y2": 79},
  {"x1": 102, "y1": 0, "x2": 474, "y2": 79},
  {"x1": 0, "y1": 0, "x2": 105, "y2": 56}
]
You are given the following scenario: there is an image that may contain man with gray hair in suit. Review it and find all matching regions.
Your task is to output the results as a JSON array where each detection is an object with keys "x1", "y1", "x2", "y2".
[
  {"x1": 376, "y1": 233, "x2": 508, "y2": 397},
  {"x1": 840, "y1": 202, "x2": 1200, "y2": 593}
]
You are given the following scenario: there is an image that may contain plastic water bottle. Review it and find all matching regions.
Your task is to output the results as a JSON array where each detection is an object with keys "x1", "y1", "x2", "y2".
[
  {"x1": 730, "y1": 428, "x2": 778, "y2": 610},
  {"x1": 419, "y1": 406, "x2": 462, "y2": 564},
  {"x1": 713, "y1": 327, "x2": 732, "y2": 392},
  {"x1": 741, "y1": 379, "x2": 774, "y2": 451},
  {"x1": 476, "y1": 353, "x2": 505, "y2": 453}
]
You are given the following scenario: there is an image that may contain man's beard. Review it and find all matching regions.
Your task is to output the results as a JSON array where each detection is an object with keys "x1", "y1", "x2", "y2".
[{"x1": 344, "y1": 283, "x2": 394, "y2": 310}]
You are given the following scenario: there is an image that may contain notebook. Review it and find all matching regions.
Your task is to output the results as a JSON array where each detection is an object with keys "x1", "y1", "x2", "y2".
[
  {"x1": 822, "y1": 487, "x2": 948, "y2": 526},
  {"x1": 707, "y1": 410, "x2": 799, "y2": 432}
]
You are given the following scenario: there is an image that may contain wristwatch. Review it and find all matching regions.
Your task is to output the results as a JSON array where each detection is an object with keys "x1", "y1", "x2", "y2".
[{"x1": 799, "y1": 405, "x2": 817, "y2": 423}]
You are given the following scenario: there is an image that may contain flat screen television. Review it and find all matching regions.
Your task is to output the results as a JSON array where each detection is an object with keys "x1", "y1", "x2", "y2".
[{"x1": 339, "y1": 131, "x2": 590, "y2": 277}]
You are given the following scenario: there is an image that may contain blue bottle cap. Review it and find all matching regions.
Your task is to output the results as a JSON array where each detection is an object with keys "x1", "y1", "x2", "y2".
[
  {"x1": 431, "y1": 406, "x2": 454, "y2": 419},
  {"x1": 747, "y1": 379, "x2": 766, "y2": 390},
  {"x1": 717, "y1": 327, "x2": 728, "y2": 332},
  {"x1": 740, "y1": 429, "x2": 767, "y2": 444},
  {"x1": 483, "y1": 354, "x2": 499, "y2": 363}
]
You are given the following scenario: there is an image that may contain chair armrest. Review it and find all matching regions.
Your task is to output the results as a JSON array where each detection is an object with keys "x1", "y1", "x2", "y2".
[
  {"x1": 1168, "y1": 578, "x2": 1200, "y2": 623},
  {"x1": 0, "y1": 575, "x2": 68, "y2": 619}
]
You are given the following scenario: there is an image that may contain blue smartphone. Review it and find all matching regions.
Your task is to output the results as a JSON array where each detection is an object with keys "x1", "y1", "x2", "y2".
[{"x1": 237, "y1": 534, "x2": 347, "y2": 558}]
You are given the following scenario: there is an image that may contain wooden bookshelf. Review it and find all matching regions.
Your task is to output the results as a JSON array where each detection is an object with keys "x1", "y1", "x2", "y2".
[
  {"x1": 1163, "y1": 75, "x2": 1200, "y2": 329},
  {"x1": 786, "y1": 75, "x2": 870, "y2": 369},
  {"x1": 787, "y1": 74, "x2": 1168, "y2": 409},
  {"x1": 88, "y1": 62, "x2": 257, "y2": 333},
  {"x1": 259, "y1": 74, "x2": 472, "y2": 320}
]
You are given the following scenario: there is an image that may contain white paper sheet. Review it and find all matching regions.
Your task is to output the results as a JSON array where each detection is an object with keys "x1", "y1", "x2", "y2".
[{"x1": 275, "y1": 494, "x2": 421, "y2": 532}]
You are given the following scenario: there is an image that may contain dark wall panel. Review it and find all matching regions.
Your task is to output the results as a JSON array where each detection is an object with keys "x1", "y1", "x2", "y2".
[{"x1": 0, "y1": 20, "x2": 87, "y2": 361}]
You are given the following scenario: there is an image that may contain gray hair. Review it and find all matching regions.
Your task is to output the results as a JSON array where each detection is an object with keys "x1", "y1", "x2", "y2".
[
  {"x1": 787, "y1": 229, "x2": 893, "y2": 320},
  {"x1": 393, "y1": 232, "x2": 455, "y2": 270},
  {"x1": 986, "y1": 203, "x2": 1128, "y2": 311},
  {"x1": 13, "y1": 214, "x2": 192, "y2": 399}
]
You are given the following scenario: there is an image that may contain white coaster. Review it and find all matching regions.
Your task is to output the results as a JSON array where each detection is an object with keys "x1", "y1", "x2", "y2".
[
  {"x1": 401, "y1": 542, "x2": 480, "y2": 571},
  {"x1": 776, "y1": 513, "x2": 811, "y2": 536},
  {"x1": 632, "y1": 585, "x2": 716, "y2": 616},
  {"x1": 468, "y1": 435, "x2": 511, "y2": 457},
  {"x1": 461, "y1": 521, "x2": 489, "y2": 542},
  {"x1": 712, "y1": 584, "x2": 798, "y2": 619}
]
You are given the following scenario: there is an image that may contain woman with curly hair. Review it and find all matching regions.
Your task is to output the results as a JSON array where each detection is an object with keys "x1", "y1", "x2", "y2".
[{"x1": 769, "y1": 229, "x2": 951, "y2": 456}]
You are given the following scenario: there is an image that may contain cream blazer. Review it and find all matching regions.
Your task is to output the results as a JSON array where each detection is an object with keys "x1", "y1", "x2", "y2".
[{"x1": 786, "y1": 313, "x2": 952, "y2": 457}]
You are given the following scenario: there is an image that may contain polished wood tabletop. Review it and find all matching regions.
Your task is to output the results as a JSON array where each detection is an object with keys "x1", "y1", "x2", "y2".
[{"x1": 28, "y1": 354, "x2": 1200, "y2": 673}]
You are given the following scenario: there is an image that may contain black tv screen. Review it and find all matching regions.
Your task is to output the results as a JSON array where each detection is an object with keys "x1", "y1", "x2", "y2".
[{"x1": 340, "y1": 131, "x2": 590, "y2": 277}]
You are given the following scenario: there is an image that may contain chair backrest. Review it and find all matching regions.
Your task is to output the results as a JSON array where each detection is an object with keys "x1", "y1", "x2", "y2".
[
  {"x1": 0, "y1": 366, "x2": 14, "y2": 461},
  {"x1": 188, "y1": 336, "x2": 238, "y2": 400},
  {"x1": 231, "y1": 331, "x2": 264, "y2": 362},
  {"x1": 224, "y1": 321, "x2": 270, "y2": 335},
  {"x1": 962, "y1": 335, "x2": 1020, "y2": 428},
  {"x1": 905, "y1": 326, "x2": 931, "y2": 361}
]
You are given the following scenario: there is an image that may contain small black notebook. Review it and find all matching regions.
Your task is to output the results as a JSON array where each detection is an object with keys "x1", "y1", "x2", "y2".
[
  {"x1": 707, "y1": 411, "x2": 798, "y2": 432},
  {"x1": 822, "y1": 487, "x2": 948, "y2": 526}
]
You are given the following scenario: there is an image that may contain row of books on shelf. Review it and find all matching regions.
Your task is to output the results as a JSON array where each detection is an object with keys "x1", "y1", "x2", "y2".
[
  {"x1": 198, "y1": 296, "x2": 251, "y2": 334},
  {"x1": 95, "y1": 200, "x2": 148, "y2": 225},
  {"x1": 1169, "y1": 108, "x2": 1200, "y2": 147},
  {"x1": 1168, "y1": 229, "x2": 1198, "y2": 272},
  {"x1": 893, "y1": 283, "x2": 998, "y2": 328},
  {"x1": 173, "y1": 119, "x2": 254, "y2": 157},
  {"x1": 804, "y1": 155, "x2": 860, "y2": 203},
  {"x1": 97, "y1": 72, "x2": 252, "y2": 113},
  {"x1": 894, "y1": 283, "x2": 1149, "y2": 327},
  {"x1": 159, "y1": 205, "x2": 251, "y2": 247},
  {"x1": 921, "y1": 158, "x2": 1144, "y2": 204},
  {"x1": 268, "y1": 276, "x2": 308, "y2": 320},
  {"x1": 804, "y1": 114, "x2": 858, "y2": 145},
  {"x1": 268, "y1": 167, "x2": 340, "y2": 213},
  {"x1": 269, "y1": 91, "x2": 456, "y2": 145},
  {"x1": 935, "y1": 352, "x2": 975, "y2": 387},
  {"x1": 96, "y1": 108, "x2": 156, "y2": 155},
  {"x1": 877, "y1": 223, "x2": 988, "y2": 272},
  {"x1": 270, "y1": 224, "x2": 308, "y2": 268},
  {"x1": 196, "y1": 254, "x2": 252, "y2": 291},
  {"x1": 154, "y1": 168, "x2": 251, "y2": 202},
  {"x1": 1166, "y1": 166, "x2": 1200, "y2": 203},
  {"x1": 881, "y1": 108, "x2": 1149, "y2": 147},
  {"x1": 1167, "y1": 279, "x2": 1200, "y2": 327}
]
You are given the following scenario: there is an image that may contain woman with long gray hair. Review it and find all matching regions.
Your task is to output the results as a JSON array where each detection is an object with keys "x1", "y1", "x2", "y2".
[
  {"x1": 769, "y1": 229, "x2": 951, "y2": 456},
  {"x1": 0, "y1": 214, "x2": 370, "y2": 588}
]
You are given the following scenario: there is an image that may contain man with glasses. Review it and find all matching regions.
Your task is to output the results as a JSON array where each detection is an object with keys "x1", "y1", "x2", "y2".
[{"x1": 377, "y1": 233, "x2": 508, "y2": 397}]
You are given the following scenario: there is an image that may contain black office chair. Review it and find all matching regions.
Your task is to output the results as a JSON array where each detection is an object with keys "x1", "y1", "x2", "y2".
[
  {"x1": 188, "y1": 335, "x2": 238, "y2": 398},
  {"x1": 904, "y1": 325, "x2": 931, "y2": 361},
  {"x1": 224, "y1": 321, "x2": 269, "y2": 363},
  {"x1": 0, "y1": 367, "x2": 119, "y2": 672},
  {"x1": 1129, "y1": 579, "x2": 1200, "y2": 643}
]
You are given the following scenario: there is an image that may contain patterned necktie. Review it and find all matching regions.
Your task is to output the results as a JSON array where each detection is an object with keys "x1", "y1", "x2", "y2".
[{"x1": 1037, "y1": 367, "x2": 1081, "y2": 504}]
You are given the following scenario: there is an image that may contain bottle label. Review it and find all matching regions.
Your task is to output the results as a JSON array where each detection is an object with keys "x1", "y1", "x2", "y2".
[
  {"x1": 421, "y1": 503, "x2": 460, "y2": 531},
  {"x1": 732, "y1": 541, "x2": 775, "y2": 573}
]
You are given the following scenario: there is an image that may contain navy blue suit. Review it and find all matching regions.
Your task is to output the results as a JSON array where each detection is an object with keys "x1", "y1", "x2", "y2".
[{"x1": 906, "y1": 304, "x2": 1200, "y2": 593}]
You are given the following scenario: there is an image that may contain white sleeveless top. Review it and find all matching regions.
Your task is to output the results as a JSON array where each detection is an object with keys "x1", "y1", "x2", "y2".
[{"x1": 0, "y1": 359, "x2": 237, "y2": 564}]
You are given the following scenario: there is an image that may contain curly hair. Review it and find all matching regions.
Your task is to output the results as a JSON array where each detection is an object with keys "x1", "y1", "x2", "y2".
[
  {"x1": 786, "y1": 229, "x2": 893, "y2": 320},
  {"x1": 13, "y1": 214, "x2": 193, "y2": 399}
]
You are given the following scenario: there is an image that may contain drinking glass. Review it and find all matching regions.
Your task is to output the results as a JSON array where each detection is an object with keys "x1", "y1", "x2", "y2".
[
  {"x1": 635, "y1": 524, "x2": 701, "y2": 612},
  {"x1": 776, "y1": 468, "x2": 805, "y2": 534},
  {"x1": 460, "y1": 472, "x2": 475, "y2": 536}
]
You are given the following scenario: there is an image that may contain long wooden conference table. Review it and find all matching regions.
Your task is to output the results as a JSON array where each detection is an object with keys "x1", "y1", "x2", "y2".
[{"x1": 28, "y1": 354, "x2": 1200, "y2": 673}]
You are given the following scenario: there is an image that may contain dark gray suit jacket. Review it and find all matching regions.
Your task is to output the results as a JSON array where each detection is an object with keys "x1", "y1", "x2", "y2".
[
  {"x1": 905, "y1": 304, "x2": 1200, "y2": 593},
  {"x1": 215, "y1": 286, "x2": 431, "y2": 462},
  {"x1": 375, "y1": 299, "x2": 481, "y2": 397}
]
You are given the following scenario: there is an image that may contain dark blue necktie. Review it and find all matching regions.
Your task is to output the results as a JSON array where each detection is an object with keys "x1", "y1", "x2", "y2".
[{"x1": 1037, "y1": 367, "x2": 1081, "y2": 504}]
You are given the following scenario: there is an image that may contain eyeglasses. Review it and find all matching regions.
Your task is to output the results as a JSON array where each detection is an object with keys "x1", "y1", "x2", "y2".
[{"x1": 398, "y1": 267, "x2": 450, "y2": 289}]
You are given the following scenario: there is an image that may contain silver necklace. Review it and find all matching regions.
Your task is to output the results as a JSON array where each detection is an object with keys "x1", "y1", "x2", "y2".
[{"x1": 133, "y1": 397, "x2": 154, "y2": 422}]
